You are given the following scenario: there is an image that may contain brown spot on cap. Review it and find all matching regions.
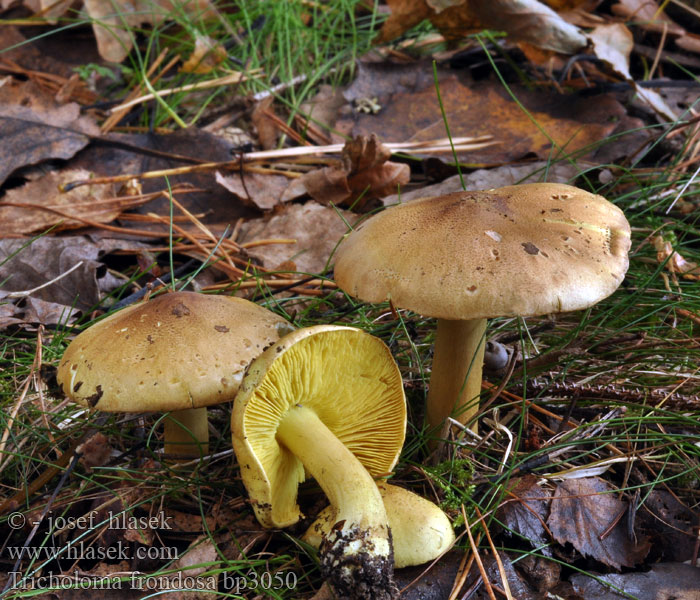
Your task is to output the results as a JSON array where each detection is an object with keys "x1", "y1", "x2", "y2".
[
  {"x1": 86, "y1": 385, "x2": 103, "y2": 407},
  {"x1": 214, "y1": 325, "x2": 230, "y2": 333},
  {"x1": 171, "y1": 302, "x2": 191, "y2": 317},
  {"x1": 73, "y1": 381, "x2": 83, "y2": 393},
  {"x1": 522, "y1": 242, "x2": 540, "y2": 255}
]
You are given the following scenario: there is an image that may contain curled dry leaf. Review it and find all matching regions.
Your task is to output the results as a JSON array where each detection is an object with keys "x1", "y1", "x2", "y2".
[
  {"x1": 547, "y1": 477, "x2": 650, "y2": 569},
  {"x1": 467, "y1": 0, "x2": 587, "y2": 53},
  {"x1": 180, "y1": 34, "x2": 227, "y2": 74},
  {"x1": 653, "y1": 236, "x2": 700, "y2": 280},
  {"x1": 298, "y1": 134, "x2": 410, "y2": 209},
  {"x1": 378, "y1": 0, "x2": 587, "y2": 54},
  {"x1": 589, "y1": 23, "x2": 634, "y2": 79},
  {"x1": 0, "y1": 169, "x2": 119, "y2": 235},
  {"x1": 81, "y1": 0, "x2": 216, "y2": 62},
  {"x1": 588, "y1": 24, "x2": 677, "y2": 120}
]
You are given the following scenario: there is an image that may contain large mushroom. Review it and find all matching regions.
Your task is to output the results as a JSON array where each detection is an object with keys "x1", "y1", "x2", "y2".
[
  {"x1": 57, "y1": 291, "x2": 292, "y2": 457},
  {"x1": 231, "y1": 325, "x2": 406, "y2": 600},
  {"x1": 334, "y1": 183, "x2": 631, "y2": 435}
]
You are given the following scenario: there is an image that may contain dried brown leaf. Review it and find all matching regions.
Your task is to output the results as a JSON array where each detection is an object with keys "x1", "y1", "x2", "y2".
[
  {"x1": 589, "y1": 23, "x2": 634, "y2": 78},
  {"x1": 181, "y1": 34, "x2": 227, "y2": 74},
  {"x1": 167, "y1": 537, "x2": 219, "y2": 599},
  {"x1": 468, "y1": 0, "x2": 587, "y2": 53},
  {"x1": 300, "y1": 135, "x2": 410, "y2": 208},
  {"x1": 0, "y1": 237, "x2": 122, "y2": 318},
  {"x1": 377, "y1": 0, "x2": 434, "y2": 44},
  {"x1": 0, "y1": 79, "x2": 98, "y2": 186},
  {"x1": 239, "y1": 201, "x2": 356, "y2": 274},
  {"x1": 611, "y1": 0, "x2": 685, "y2": 35},
  {"x1": 251, "y1": 96, "x2": 280, "y2": 150},
  {"x1": 654, "y1": 236, "x2": 700, "y2": 280},
  {"x1": 378, "y1": 0, "x2": 587, "y2": 54},
  {"x1": 69, "y1": 129, "x2": 257, "y2": 229},
  {"x1": 0, "y1": 169, "x2": 121, "y2": 235},
  {"x1": 588, "y1": 24, "x2": 677, "y2": 120},
  {"x1": 77, "y1": 432, "x2": 113, "y2": 471},
  {"x1": 547, "y1": 477, "x2": 650, "y2": 569},
  {"x1": 299, "y1": 84, "x2": 347, "y2": 143},
  {"x1": 216, "y1": 170, "x2": 300, "y2": 211},
  {"x1": 83, "y1": 0, "x2": 217, "y2": 62},
  {"x1": 341, "y1": 73, "x2": 627, "y2": 164},
  {"x1": 0, "y1": 297, "x2": 81, "y2": 329},
  {"x1": 500, "y1": 475, "x2": 552, "y2": 551}
]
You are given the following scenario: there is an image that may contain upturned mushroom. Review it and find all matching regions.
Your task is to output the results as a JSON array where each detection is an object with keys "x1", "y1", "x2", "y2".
[
  {"x1": 57, "y1": 291, "x2": 292, "y2": 457},
  {"x1": 334, "y1": 183, "x2": 631, "y2": 435},
  {"x1": 231, "y1": 325, "x2": 406, "y2": 600},
  {"x1": 303, "y1": 482, "x2": 455, "y2": 569}
]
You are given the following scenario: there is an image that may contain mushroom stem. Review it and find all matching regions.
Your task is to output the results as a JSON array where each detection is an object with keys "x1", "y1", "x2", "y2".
[
  {"x1": 276, "y1": 405, "x2": 396, "y2": 600},
  {"x1": 164, "y1": 407, "x2": 209, "y2": 457},
  {"x1": 426, "y1": 318, "x2": 487, "y2": 434},
  {"x1": 304, "y1": 482, "x2": 455, "y2": 569}
]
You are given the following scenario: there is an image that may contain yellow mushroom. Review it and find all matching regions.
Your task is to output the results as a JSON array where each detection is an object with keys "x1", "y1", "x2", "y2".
[{"x1": 232, "y1": 325, "x2": 406, "y2": 599}]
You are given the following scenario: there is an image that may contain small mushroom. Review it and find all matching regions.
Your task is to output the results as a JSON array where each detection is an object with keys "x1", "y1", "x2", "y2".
[
  {"x1": 303, "y1": 482, "x2": 455, "y2": 569},
  {"x1": 334, "y1": 183, "x2": 631, "y2": 434},
  {"x1": 231, "y1": 325, "x2": 406, "y2": 600},
  {"x1": 57, "y1": 291, "x2": 292, "y2": 457},
  {"x1": 483, "y1": 340, "x2": 510, "y2": 372}
]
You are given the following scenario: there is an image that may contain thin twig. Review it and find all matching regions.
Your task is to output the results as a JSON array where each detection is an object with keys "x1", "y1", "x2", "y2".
[
  {"x1": 462, "y1": 505, "x2": 497, "y2": 600},
  {"x1": 61, "y1": 136, "x2": 496, "y2": 191},
  {"x1": 3, "y1": 261, "x2": 83, "y2": 299},
  {"x1": 108, "y1": 70, "x2": 255, "y2": 114},
  {"x1": 474, "y1": 505, "x2": 513, "y2": 600}
]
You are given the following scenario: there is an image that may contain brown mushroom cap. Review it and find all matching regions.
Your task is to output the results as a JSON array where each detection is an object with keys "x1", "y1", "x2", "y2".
[
  {"x1": 334, "y1": 183, "x2": 631, "y2": 320},
  {"x1": 57, "y1": 291, "x2": 292, "y2": 412}
]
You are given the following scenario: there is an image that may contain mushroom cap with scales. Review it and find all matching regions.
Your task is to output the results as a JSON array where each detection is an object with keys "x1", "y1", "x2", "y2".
[
  {"x1": 232, "y1": 324, "x2": 406, "y2": 529},
  {"x1": 57, "y1": 291, "x2": 292, "y2": 412},
  {"x1": 334, "y1": 183, "x2": 631, "y2": 319}
]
